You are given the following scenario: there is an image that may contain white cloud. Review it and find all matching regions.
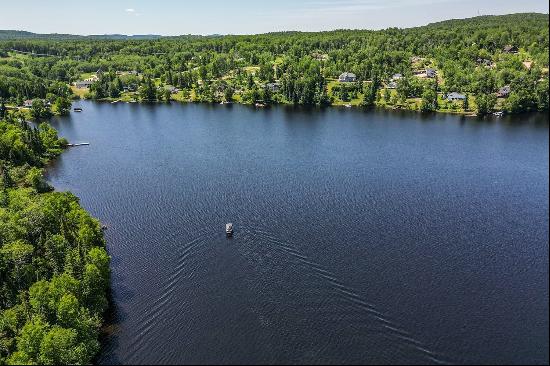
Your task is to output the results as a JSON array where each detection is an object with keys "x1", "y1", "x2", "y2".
[{"x1": 125, "y1": 8, "x2": 136, "y2": 13}]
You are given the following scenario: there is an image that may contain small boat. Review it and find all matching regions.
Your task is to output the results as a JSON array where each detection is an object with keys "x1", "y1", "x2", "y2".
[
  {"x1": 344, "y1": 104, "x2": 352, "y2": 108},
  {"x1": 111, "y1": 100, "x2": 119, "y2": 104},
  {"x1": 255, "y1": 102, "x2": 266, "y2": 108},
  {"x1": 73, "y1": 108, "x2": 83, "y2": 112},
  {"x1": 493, "y1": 111, "x2": 504, "y2": 117},
  {"x1": 226, "y1": 223, "x2": 234, "y2": 237}
]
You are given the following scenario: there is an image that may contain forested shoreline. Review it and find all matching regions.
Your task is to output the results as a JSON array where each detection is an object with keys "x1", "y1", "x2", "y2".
[
  {"x1": 0, "y1": 106, "x2": 110, "y2": 364},
  {"x1": 0, "y1": 13, "x2": 548, "y2": 116}
]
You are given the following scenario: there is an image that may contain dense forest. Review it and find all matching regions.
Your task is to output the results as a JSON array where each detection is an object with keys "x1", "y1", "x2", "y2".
[
  {"x1": 0, "y1": 108, "x2": 110, "y2": 364},
  {"x1": 0, "y1": 13, "x2": 548, "y2": 115}
]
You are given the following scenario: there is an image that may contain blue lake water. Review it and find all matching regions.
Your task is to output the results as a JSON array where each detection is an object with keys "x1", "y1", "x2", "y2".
[{"x1": 47, "y1": 101, "x2": 549, "y2": 365}]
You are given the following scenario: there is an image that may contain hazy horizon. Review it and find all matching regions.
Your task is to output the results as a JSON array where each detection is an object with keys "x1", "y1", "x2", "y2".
[{"x1": 1, "y1": 0, "x2": 548, "y2": 36}]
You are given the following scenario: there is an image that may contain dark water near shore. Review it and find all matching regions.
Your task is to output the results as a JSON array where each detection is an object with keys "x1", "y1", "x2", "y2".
[{"x1": 47, "y1": 101, "x2": 549, "y2": 365}]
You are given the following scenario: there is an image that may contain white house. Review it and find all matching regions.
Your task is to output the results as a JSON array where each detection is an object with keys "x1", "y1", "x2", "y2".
[
  {"x1": 446, "y1": 92, "x2": 466, "y2": 101},
  {"x1": 339, "y1": 72, "x2": 357, "y2": 82}
]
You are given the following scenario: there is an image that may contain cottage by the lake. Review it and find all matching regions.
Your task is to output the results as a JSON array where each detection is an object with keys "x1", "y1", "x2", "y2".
[
  {"x1": 446, "y1": 92, "x2": 466, "y2": 101},
  {"x1": 75, "y1": 80, "x2": 94, "y2": 89}
]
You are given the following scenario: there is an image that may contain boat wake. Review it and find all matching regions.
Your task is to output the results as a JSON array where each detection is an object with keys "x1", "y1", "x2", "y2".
[
  {"x1": 239, "y1": 227, "x2": 450, "y2": 365},
  {"x1": 125, "y1": 225, "x2": 450, "y2": 364}
]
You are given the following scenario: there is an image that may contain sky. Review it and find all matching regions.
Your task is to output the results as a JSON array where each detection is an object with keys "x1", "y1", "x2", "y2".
[{"x1": 1, "y1": 0, "x2": 548, "y2": 35}]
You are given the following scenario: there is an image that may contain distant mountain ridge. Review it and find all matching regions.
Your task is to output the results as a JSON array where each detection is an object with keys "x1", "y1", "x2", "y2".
[
  {"x1": 0, "y1": 12, "x2": 547, "y2": 40},
  {"x1": 0, "y1": 31, "x2": 162, "y2": 40}
]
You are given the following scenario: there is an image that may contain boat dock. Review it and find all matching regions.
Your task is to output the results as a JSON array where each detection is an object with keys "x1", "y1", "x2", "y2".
[{"x1": 67, "y1": 143, "x2": 90, "y2": 147}]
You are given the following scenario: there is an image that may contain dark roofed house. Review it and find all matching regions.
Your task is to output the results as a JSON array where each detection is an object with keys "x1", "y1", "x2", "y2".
[
  {"x1": 446, "y1": 92, "x2": 466, "y2": 101},
  {"x1": 75, "y1": 80, "x2": 94, "y2": 89},
  {"x1": 339, "y1": 72, "x2": 357, "y2": 82},
  {"x1": 426, "y1": 68, "x2": 437, "y2": 78},
  {"x1": 497, "y1": 86, "x2": 511, "y2": 98},
  {"x1": 503, "y1": 45, "x2": 519, "y2": 54}
]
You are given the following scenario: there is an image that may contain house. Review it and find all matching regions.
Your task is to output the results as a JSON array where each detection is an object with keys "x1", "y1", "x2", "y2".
[
  {"x1": 387, "y1": 81, "x2": 398, "y2": 89},
  {"x1": 265, "y1": 82, "x2": 281, "y2": 92},
  {"x1": 446, "y1": 92, "x2": 466, "y2": 101},
  {"x1": 339, "y1": 72, "x2": 357, "y2": 82},
  {"x1": 165, "y1": 86, "x2": 179, "y2": 94},
  {"x1": 477, "y1": 58, "x2": 494, "y2": 67},
  {"x1": 23, "y1": 100, "x2": 34, "y2": 108},
  {"x1": 503, "y1": 45, "x2": 519, "y2": 54},
  {"x1": 123, "y1": 84, "x2": 138, "y2": 92},
  {"x1": 84, "y1": 75, "x2": 99, "y2": 82},
  {"x1": 75, "y1": 80, "x2": 94, "y2": 89},
  {"x1": 497, "y1": 86, "x2": 511, "y2": 98},
  {"x1": 426, "y1": 68, "x2": 437, "y2": 78},
  {"x1": 391, "y1": 73, "x2": 403, "y2": 82}
]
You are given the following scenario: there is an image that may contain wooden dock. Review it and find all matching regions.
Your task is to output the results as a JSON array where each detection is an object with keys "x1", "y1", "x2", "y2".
[{"x1": 67, "y1": 143, "x2": 90, "y2": 147}]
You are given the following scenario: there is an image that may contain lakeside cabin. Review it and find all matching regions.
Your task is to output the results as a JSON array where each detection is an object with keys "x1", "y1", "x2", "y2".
[
  {"x1": 75, "y1": 80, "x2": 94, "y2": 89},
  {"x1": 497, "y1": 86, "x2": 511, "y2": 98},
  {"x1": 339, "y1": 72, "x2": 357, "y2": 83},
  {"x1": 446, "y1": 92, "x2": 466, "y2": 101},
  {"x1": 23, "y1": 100, "x2": 33, "y2": 108}
]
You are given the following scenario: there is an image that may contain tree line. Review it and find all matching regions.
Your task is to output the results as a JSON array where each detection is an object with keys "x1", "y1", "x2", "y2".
[
  {"x1": 0, "y1": 13, "x2": 548, "y2": 114},
  {"x1": 0, "y1": 109, "x2": 110, "y2": 365}
]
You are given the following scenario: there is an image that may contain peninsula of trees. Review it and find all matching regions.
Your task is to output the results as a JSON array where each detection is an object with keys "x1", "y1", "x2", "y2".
[
  {"x1": 0, "y1": 13, "x2": 548, "y2": 116},
  {"x1": 0, "y1": 107, "x2": 110, "y2": 363}
]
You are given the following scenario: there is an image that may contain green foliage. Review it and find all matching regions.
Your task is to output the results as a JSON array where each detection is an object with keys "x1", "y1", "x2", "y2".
[
  {"x1": 1, "y1": 13, "x2": 545, "y2": 112},
  {"x1": 30, "y1": 100, "x2": 52, "y2": 121},
  {"x1": 420, "y1": 89, "x2": 438, "y2": 112},
  {"x1": 476, "y1": 93, "x2": 498, "y2": 115},
  {"x1": 0, "y1": 110, "x2": 109, "y2": 365},
  {"x1": 53, "y1": 97, "x2": 71, "y2": 116}
]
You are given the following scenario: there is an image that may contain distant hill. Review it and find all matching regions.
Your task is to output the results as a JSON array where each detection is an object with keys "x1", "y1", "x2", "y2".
[
  {"x1": 0, "y1": 13, "x2": 547, "y2": 40},
  {"x1": 0, "y1": 30, "x2": 162, "y2": 40}
]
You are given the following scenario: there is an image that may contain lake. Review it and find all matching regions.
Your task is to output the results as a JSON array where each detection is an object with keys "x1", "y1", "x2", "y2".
[{"x1": 46, "y1": 101, "x2": 549, "y2": 365}]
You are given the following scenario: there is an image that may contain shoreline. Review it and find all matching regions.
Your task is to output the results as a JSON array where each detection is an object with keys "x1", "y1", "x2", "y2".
[{"x1": 81, "y1": 97, "x2": 530, "y2": 117}]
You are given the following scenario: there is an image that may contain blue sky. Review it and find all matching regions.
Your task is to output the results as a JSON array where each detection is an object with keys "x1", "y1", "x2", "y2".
[{"x1": 1, "y1": 0, "x2": 548, "y2": 35}]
